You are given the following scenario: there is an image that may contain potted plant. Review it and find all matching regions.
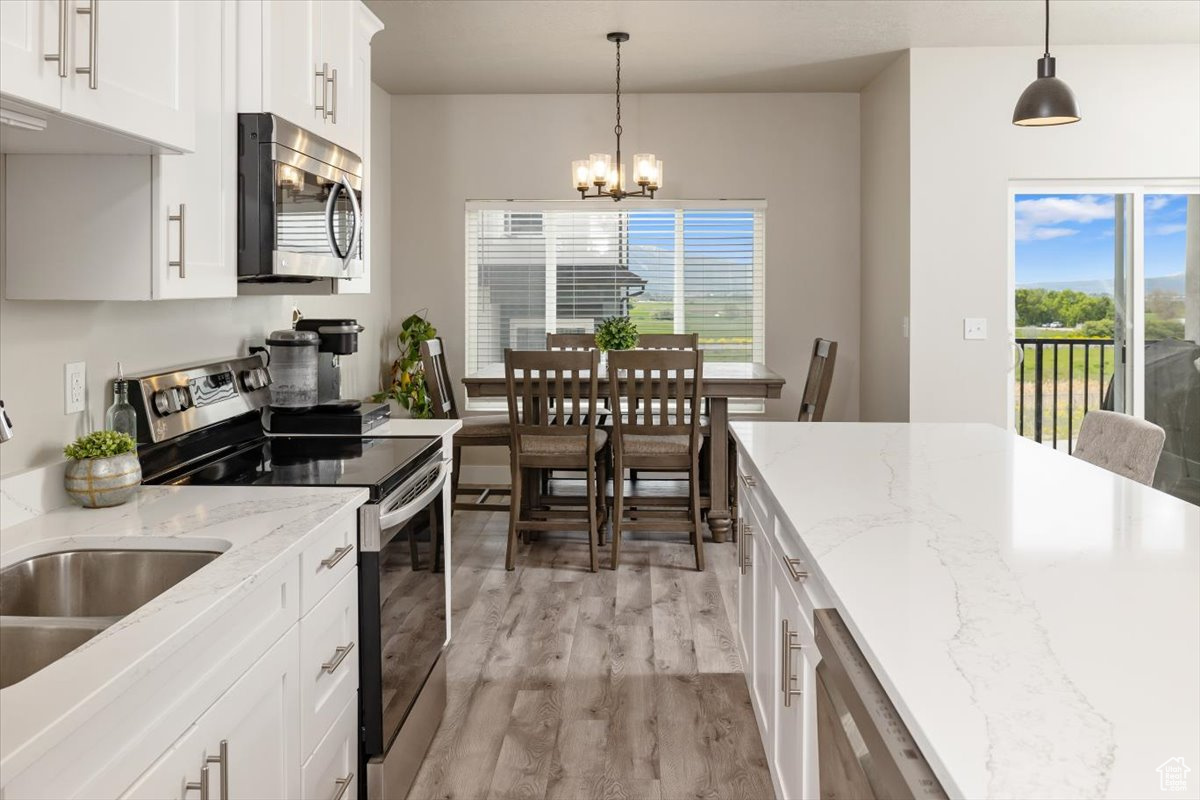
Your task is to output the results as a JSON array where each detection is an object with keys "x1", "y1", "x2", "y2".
[
  {"x1": 594, "y1": 315, "x2": 640, "y2": 371},
  {"x1": 374, "y1": 312, "x2": 437, "y2": 418},
  {"x1": 63, "y1": 430, "x2": 141, "y2": 508}
]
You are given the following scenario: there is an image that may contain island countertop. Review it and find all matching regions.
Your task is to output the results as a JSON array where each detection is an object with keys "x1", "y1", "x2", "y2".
[
  {"x1": 0, "y1": 483, "x2": 367, "y2": 780},
  {"x1": 729, "y1": 422, "x2": 1199, "y2": 800}
]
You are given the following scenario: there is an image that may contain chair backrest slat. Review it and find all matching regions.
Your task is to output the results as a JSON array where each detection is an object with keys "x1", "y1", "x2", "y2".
[
  {"x1": 798, "y1": 337, "x2": 838, "y2": 422},
  {"x1": 419, "y1": 337, "x2": 458, "y2": 420}
]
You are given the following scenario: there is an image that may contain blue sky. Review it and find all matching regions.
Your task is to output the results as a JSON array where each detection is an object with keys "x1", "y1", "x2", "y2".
[{"x1": 1015, "y1": 193, "x2": 1192, "y2": 285}]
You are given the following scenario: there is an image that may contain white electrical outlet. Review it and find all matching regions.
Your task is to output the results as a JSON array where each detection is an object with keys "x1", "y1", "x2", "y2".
[
  {"x1": 65, "y1": 362, "x2": 86, "y2": 414},
  {"x1": 963, "y1": 318, "x2": 987, "y2": 341}
]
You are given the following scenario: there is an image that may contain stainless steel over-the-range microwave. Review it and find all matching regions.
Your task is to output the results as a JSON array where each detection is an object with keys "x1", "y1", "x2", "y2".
[{"x1": 237, "y1": 113, "x2": 363, "y2": 282}]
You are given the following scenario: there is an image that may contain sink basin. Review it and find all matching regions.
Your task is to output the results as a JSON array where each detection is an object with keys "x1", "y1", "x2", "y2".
[
  {"x1": 0, "y1": 617, "x2": 111, "y2": 689},
  {"x1": 0, "y1": 549, "x2": 221, "y2": 617}
]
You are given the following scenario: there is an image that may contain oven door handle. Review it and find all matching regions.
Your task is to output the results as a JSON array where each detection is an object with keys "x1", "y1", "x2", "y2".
[{"x1": 377, "y1": 459, "x2": 451, "y2": 536}]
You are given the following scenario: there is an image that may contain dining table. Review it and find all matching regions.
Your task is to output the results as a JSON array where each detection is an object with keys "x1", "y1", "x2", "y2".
[{"x1": 461, "y1": 360, "x2": 786, "y2": 542}]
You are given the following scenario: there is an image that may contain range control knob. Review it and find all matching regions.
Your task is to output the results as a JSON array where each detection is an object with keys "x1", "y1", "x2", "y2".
[
  {"x1": 173, "y1": 386, "x2": 192, "y2": 410},
  {"x1": 153, "y1": 389, "x2": 179, "y2": 416},
  {"x1": 241, "y1": 367, "x2": 270, "y2": 391}
]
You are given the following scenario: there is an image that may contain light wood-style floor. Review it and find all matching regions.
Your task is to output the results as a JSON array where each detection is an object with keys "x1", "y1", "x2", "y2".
[{"x1": 408, "y1": 508, "x2": 773, "y2": 800}]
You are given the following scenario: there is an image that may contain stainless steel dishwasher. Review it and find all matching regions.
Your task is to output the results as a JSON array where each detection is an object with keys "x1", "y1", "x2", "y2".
[{"x1": 814, "y1": 609, "x2": 949, "y2": 800}]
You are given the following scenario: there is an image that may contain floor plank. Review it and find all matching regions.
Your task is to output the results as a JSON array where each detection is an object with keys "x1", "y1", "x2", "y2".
[{"x1": 407, "y1": 510, "x2": 772, "y2": 800}]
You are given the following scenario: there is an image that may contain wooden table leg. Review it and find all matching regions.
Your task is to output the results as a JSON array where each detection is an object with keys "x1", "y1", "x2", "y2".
[{"x1": 707, "y1": 397, "x2": 732, "y2": 543}]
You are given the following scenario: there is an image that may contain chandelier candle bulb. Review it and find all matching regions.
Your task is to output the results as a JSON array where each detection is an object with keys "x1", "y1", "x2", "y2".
[
  {"x1": 590, "y1": 153, "x2": 611, "y2": 185},
  {"x1": 654, "y1": 159, "x2": 663, "y2": 190},
  {"x1": 573, "y1": 160, "x2": 590, "y2": 191},
  {"x1": 634, "y1": 154, "x2": 656, "y2": 185}
]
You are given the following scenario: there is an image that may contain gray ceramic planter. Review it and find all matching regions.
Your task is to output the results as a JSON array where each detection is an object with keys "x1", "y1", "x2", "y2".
[{"x1": 64, "y1": 452, "x2": 142, "y2": 508}]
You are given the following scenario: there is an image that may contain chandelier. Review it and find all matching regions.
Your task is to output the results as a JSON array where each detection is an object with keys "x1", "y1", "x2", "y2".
[{"x1": 571, "y1": 33, "x2": 662, "y2": 201}]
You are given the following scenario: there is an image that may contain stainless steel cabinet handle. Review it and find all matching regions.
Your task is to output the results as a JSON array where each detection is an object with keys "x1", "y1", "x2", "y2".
[
  {"x1": 205, "y1": 740, "x2": 228, "y2": 800},
  {"x1": 781, "y1": 619, "x2": 804, "y2": 707},
  {"x1": 322, "y1": 642, "x2": 354, "y2": 674},
  {"x1": 739, "y1": 473, "x2": 756, "y2": 488},
  {"x1": 328, "y1": 67, "x2": 338, "y2": 124},
  {"x1": 783, "y1": 557, "x2": 808, "y2": 583},
  {"x1": 43, "y1": 0, "x2": 68, "y2": 77},
  {"x1": 740, "y1": 523, "x2": 752, "y2": 573},
  {"x1": 321, "y1": 544, "x2": 353, "y2": 569},
  {"x1": 75, "y1": 0, "x2": 98, "y2": 90},
  {"x1": 185, "y1": 765, "x2": 210, "y2": 800},
  {"x1": 168, "y1": 204, "x2": 186, "y2": 278},
  {"x1": 315, "y1": 62, "x2": 330, "y2": 118},
  {"x1": 331, "y1": 772, "x2": 354, "y2": 800}
]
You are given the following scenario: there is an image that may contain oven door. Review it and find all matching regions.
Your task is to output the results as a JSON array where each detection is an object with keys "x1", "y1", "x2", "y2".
[
  {"x1": 271, "y1": 148, "x2": 363, "y2": 281},
  {"x1": 358, "y1": 456, "x2": 450, "y2": 758}
]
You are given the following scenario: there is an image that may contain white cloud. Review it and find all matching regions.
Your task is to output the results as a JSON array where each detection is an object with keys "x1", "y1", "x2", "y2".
[
  {"x1": 1151, "y1": 223, "x2": 1188, "y2": 236},
  {"x1": 1015, "y1": 195, "x2": 1114, "y2": 241},
  {"x1": 1146, "y1": 196, "x2": 1172, "y2": 211}
]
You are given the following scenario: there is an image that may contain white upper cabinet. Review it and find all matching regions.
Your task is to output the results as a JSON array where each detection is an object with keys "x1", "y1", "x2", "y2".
[
  {"x1": 0, "y1": 0, "x2": 196, "y2": 152},
  {"x1": 0, "y1": 0, "x2": 63, "y2": 109}
]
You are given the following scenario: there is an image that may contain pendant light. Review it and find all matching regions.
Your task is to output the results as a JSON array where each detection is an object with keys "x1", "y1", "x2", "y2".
[
  {"x1": 1013, "y1": 0, "x2": 1081, "y2": 126},
  {"x1": 571, "y1": 33, "x2": 662, "y2": 200}
]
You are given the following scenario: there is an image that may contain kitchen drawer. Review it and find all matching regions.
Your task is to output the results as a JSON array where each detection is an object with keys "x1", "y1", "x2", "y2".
[
  {"x1": 301, "y1": 693, "x2": 358, "y2": 800},
  {"x1": 770, "y1": 518, "x2": 832, "y2": 620},
  {"x1": 736, "y1": 452, "x2": 772, "y2": 533},
  {"x1": 300, "y1": 507, "x2": 357, "y2": 616},
  {"x1": 300, "y1": 568, "x2": 359, "y2": 762}
]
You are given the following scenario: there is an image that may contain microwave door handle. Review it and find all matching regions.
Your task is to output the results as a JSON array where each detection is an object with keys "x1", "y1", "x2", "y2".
[
  {"x1": 324, "y1": 179, "x2": 346, "y2": 259},
  {"x1": 343, "y1": 175, "x2": 363, "y2": 262}
]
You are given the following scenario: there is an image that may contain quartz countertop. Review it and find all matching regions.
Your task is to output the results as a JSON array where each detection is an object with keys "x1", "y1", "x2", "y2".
[
  {"x1": 0, "y1": 483, "x2": 367, "y2": 778},
  {"x1": 729, "y1": 422, "x2": 1200, "y2": 800}
]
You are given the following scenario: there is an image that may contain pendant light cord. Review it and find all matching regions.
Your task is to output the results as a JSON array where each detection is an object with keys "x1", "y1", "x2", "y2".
[{"x1": 1044, "y1": 0, "x2": 1050, "y2": 57}]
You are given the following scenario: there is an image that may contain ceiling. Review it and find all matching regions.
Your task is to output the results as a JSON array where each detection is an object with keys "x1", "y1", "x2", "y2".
[{"x1": 366, "y1": 0, "x2": 1200, "y2": 95}]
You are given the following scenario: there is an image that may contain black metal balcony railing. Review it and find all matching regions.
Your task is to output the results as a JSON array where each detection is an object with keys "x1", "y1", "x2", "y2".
[{"x1": 1015, "y1": 338, "x2": 1116, "y2": 453}]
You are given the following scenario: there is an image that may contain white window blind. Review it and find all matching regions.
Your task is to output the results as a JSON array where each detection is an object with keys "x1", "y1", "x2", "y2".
[{"x1": 465, "y1": 202, "x2": 765, "y2": 382}]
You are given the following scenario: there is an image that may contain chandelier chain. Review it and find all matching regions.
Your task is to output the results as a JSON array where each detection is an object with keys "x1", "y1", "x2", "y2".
[{"x1": 613, "y1": 39, "x2": 622, "y2": 138}]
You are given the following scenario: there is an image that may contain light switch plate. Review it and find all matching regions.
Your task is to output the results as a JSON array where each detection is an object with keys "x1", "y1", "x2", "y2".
[
  {"x1": 963, "y1": 318, "x2": 987, "y2": 340},
  {"x1": 65, "y1": 362, "x2": 86, "y2": 414}
]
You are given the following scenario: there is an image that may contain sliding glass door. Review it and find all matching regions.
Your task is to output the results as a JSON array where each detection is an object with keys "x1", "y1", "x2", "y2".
[{"x1": 1011, "y1": 185, "x2": 1200, "y2": 504}]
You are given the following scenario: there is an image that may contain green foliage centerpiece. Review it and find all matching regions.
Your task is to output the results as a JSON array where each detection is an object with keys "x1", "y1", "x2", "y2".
[
  {"x1": 594, "y1": 316, "x2": 639, "y2": 351},
  {"x1": 375, "y1": 312, "x2": 438, "y2": 418},
  {"x1": 63, "y1": 430, "x2": 141, "y2": 508}
]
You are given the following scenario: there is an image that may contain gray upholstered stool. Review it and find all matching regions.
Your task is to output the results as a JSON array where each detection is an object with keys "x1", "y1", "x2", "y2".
[{"x1": 1072, "y1": 410, "x2": 1165, "y2": 486}]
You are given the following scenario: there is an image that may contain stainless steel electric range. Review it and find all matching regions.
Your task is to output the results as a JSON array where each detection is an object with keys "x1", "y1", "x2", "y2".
[{"x1": 129, "y1": 355, "x2": 450, "y2": 800}]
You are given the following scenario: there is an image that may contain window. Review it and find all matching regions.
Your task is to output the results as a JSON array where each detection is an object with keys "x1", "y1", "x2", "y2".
[{"x1": 465, "y1": 201, "x2": 766, "y2": 384}]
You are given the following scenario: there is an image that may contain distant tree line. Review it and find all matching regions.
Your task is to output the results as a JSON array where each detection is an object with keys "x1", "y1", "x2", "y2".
[{"x1": 1015, "y1": 288, "x2": 1114, "y2": 327}]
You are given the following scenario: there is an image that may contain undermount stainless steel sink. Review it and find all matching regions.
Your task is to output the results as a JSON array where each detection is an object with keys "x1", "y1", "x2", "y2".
[
  {"x1": 0, "y1": 617, "x2": 111, "y2": 690},
  {"x1": 0, "y1": 549, "x2": 221, "y2": 618}
]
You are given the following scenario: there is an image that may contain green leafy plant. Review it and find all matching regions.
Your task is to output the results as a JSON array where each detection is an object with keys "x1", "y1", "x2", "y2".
[
  {"x1": 374, "y1": 312, "x2": 438, "y2": 418},
  {"x1": 594, "y1": 316, "x2": 639, "y2": 351},
  {"x1": 64, "y1": 430, "x2": 136, "y2": 460}
]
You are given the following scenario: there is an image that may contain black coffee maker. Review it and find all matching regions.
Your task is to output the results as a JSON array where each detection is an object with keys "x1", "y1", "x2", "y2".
[{"x1": 270, "y1": 318, "x2": 390, "y2": 434}]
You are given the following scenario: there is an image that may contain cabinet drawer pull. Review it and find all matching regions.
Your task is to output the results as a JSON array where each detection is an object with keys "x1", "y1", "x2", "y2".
[
  {"x1": 204, "y1": 740, "x2": 228, "y2": 800},
  {"x1": 315, "y1": 62, "x2": 330, "y2": 117},
  {"x1": 739, "y1": 472, "x2": 756, "y2": 488},
  {"x1": 328, "y1": 67, "x2": 338, "y2": 124},
  {"x1": 740, "y1": 523, "x2": 753, "y2": 573},
  {"x1": 185, "y1": 765, "x2": 210, "y2": 800},
  {"x1": 783, "y1": 557, "x2": 808, "y2": 583},
  {"x1": 169, "y1": 204, "x2": 186, "y2": 278},
  {"x1": 321, "y1": 543, "x2": 354, "y2": 569},
  {"x1": 322, "y1": 642, "x2": 354, "y2": 674},
  {"x1": 75, "y1": 0, "x2": 98, "y2": 90},
  {"x1": 43, "y1": 0, "x2": 68, "y2": 77},
  {"x1": 331, "y1": 772, "x2": 354, "y2": 800},
  {"x1": 781, "y1": 619, "x2": 804, "y2": 707}
]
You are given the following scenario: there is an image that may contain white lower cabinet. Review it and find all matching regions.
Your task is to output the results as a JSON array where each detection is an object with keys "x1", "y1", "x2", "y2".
[
  {"x1": 301, "y1": 694, "x2": 358, "y2": 800},
  {"x1": 300, "y1": 569, "x2": 359, "y2": 762},
  {"x1": 737, "y1": 449, "x2": 822, "y2": 800},
  {"x1": 120, "y1": 626, "x2": 302, "y2": 800}
]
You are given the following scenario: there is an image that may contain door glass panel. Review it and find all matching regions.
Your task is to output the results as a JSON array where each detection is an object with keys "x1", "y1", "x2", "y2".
[
  {"x1": 275, "y1": 163, "x2": 329, "y2": 254},
  {"x1": 1014, "y1": 194, "x2": 1133, "y2": 450},
  {"x1": 1143, "y1": 194, "x2": 1200, "y2": 503}
]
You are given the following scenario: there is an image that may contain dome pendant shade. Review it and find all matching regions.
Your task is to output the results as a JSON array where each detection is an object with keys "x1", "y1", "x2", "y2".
[{"x1": 1013, "y1": 56, "x2": 1081, "y2": 126}]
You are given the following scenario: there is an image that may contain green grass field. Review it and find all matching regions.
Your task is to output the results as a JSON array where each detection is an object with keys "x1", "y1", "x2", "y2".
[{"x1": 628, "y1": 300, "x2": 753, "y2": 361}]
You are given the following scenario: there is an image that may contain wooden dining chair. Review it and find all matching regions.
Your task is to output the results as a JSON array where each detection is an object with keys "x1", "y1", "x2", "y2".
[
  {"x1": 798, "y1": 338, "x2": 838, "y2": 422},
  {"x1": 420, "y1": 337, "x2": 511, "y2": 512},
  {"x1": 636, "y1": 333, "x2": 699, "y2": 350},
  {"x1": 505, "y1": 349, "x2": 609, "y2": 572},
  {"x1": 608, "y1": 348, "x2": 705, "y2": 571},
  {"x1": 546, "y1": 332, "x2": 599, "y2": 350}
]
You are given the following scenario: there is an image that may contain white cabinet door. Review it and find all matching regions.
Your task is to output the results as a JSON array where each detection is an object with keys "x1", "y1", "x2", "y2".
[
  {"x1": 736, "y1": 516, "x2": 754, "y2": 670},
  {"x1": 152, "y1": 0, "x2": 236, "y2": 299},
  {"x1": 0, "y1": 0, "x2": 63, "y2": 109},
  {"x1": 750, "y1": 507, "x2": 775, "y2": 739},
  {"x1": 316, "y1": 0, "x2": 351, "y2": 143},
  {"x1": 58, "y1": 0, "x2": 195, "y2": 151},
  {"x1": 120, "y1": 626, "x2": 302, "y2": 800},
  {"x1": 772, "y1": 555, "x2": 819, "y2": 800},
  {"x1": 262, "y1": 0, "x2": 322, "y2": 129}
]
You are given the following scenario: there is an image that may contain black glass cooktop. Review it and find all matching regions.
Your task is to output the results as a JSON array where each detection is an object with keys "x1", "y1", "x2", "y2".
[{"x1": 165, "y1": 435, "x2": 440, "y2": 502}]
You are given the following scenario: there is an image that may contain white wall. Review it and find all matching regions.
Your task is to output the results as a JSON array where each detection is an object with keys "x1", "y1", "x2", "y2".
[
  {"x1": 860, "y1": 53, "x2": 911, "y2": 422},
  {"x1": 907, "y1": 45, "x2": 1200, "y2": 425},
  {"x1": 390, "y1": 92, "x2": 861, "y2": 469},
  {"x1": 0, "y1": 84, "x2": 394, "y2": 475}
]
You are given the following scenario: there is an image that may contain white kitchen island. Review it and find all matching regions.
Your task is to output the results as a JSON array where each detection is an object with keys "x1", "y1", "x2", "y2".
[{"x1": 730, "y1": 422, "x2": 1200, "y2": 800}]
